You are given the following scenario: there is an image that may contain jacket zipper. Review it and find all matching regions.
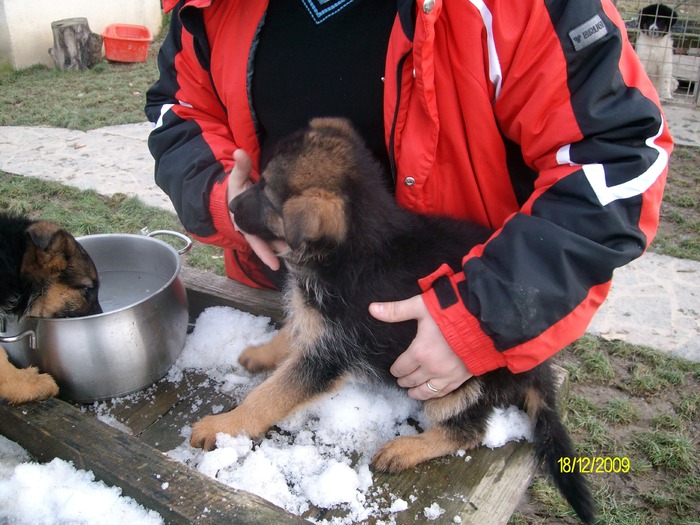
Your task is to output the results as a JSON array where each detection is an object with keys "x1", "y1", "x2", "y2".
[{"x1": 388, "y1": 50, "x2": 411, "y2": 187}]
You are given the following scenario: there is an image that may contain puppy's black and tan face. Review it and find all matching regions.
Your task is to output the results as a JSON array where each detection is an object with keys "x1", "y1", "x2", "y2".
[
  {"x1": 231, "y1": 118, "x2": 361, "y2": 253},
  {"x1": 21, "y1": 221, "x2": 102, "y2": 318}
]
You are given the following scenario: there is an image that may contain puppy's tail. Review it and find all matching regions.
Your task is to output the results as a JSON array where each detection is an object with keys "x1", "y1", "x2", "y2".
[{"x1": 530, "y1": 392, "x2": 595, "y2": 524}]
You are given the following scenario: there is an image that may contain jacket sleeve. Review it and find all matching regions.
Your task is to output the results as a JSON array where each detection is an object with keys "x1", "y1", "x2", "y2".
[
  {"x1": 144, "y1": 1, "x2": 246, "y2": 250},
  {"x1": 422, "y1": 0, "x2": 673, "y2": 375}
]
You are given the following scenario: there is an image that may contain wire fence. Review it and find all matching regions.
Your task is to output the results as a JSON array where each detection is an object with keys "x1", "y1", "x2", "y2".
[{"x1": 616, "y1": 0, "x2": 700, "y2": 105}]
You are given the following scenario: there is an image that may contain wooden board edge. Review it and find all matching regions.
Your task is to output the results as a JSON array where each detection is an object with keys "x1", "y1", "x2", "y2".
[
  {"x1": 0, "y1": 397, "x2": 308, "y2": 524},
  {"x1": 180, "y1": 266, "x2": 284, "y2": 322}
]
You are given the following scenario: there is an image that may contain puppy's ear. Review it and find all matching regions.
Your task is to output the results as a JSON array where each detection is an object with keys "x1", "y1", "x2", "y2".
[
  {"x1": 283, "y1": 189, "x2": 347, "y2": 250},
  {"x1": 309, "y1": 117, "x2": 356, "y2": 136},
  {"x1": 22, "y1": 222, "x2": 71, "y2": 279}
]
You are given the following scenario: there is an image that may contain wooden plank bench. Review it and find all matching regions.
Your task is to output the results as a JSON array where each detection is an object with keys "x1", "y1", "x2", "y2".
[{"x1": 0, "y1": 266, "x2": 567, "y2": 524}]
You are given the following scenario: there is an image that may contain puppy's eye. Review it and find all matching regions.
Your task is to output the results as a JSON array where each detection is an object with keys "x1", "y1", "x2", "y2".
[{"x1": 80, "y1": 286, "x2": 95, "y2": 297}]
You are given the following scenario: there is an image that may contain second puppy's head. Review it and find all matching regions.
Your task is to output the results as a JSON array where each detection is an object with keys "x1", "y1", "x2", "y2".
[
  {"x1": 20, "y1": 221, "x2": 102, "y2": 318},
  {"x1": 230, "y1": 118, "x2": 387, "y2": 259},
  {"x1": 639, "y1": 3, "x2": 676, "y2": 38}
]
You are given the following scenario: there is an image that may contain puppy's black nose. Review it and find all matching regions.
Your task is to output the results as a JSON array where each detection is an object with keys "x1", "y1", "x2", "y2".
[
  {"x1": 229, "y1": 189, "x2": 252, "y2": 216},
  {"x1": 89, "y1": 302, "x2": 103, "y2": 316}
]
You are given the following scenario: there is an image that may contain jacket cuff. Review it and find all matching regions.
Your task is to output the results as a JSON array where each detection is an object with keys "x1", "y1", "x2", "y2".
[
  {"x1": 421, "y1": 272, "x2": 507, "y2": 376},
  {"x1": 208, "y1": 175, "x2": 248, "y2": 250}
]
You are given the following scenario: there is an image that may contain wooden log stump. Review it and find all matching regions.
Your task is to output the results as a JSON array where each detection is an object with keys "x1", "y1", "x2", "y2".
[{"x1": 48, "y1": 18, "x2": 103, "y2": 71}]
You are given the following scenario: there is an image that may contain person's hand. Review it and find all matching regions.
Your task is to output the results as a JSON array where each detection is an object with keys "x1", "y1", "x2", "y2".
[
  {"x1": 369, "y1": 295, "x2": 472, "y2": 400},
  {"x1": 227, "y1": 149, "x2": 281, "y2": 271}
]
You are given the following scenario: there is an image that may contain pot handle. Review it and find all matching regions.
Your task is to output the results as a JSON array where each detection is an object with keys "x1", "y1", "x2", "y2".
[
  {"x1": 146, "y1": 230, "x2": 193, "y2": 255},
  {"x1": 0, "y1": 330, "x2": 37, "y2": 351}
]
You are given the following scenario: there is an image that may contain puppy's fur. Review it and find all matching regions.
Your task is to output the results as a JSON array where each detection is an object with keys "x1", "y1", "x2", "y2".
[
  {"x1": 0, "y1": 214, "x2": 101, "y2": 404},
  {"x1": 636, "y1": 3, "x2": 677, "y2": 100},
  {"x1": 191, "y1": 119, "x2": 594, "y2": 523}
]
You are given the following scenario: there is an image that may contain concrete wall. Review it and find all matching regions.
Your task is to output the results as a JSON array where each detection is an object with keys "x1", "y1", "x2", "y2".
[{"x1": 0, "y1": 0, "x2": 162, "y2": 70}]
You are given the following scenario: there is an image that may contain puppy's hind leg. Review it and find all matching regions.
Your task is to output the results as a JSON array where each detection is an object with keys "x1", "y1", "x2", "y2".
[
  {"x1": 372, "y1": 426, "x2": 469, "y2": 473},
  {"x1": 239, "y1": 325, "x2": 292, "y2": 373},
  {"x1": 0, "y1": 346, "x2": 59, "y2": 404},
  {"x1": 372, "y1": 398, "x2": 491, "y2": 473}
]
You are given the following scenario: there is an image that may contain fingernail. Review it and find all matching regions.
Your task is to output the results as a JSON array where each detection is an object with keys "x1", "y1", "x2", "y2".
[{"x1": 369, "y1": 303, "x2": 384, "y2": 315}]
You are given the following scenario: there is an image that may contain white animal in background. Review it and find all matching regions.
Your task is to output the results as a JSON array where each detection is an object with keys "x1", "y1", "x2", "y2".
[{"x1": 635, "y1": 3, "x2": 678, "y2": 100}]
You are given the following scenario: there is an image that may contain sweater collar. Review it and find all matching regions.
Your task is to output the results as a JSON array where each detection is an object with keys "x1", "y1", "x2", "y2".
[
  {"x1": 163, "y1": 0, "x2": 213, "y2": 14},
  {"x1": 162, "y1": 0, "x2": 415, "y2": 42}
]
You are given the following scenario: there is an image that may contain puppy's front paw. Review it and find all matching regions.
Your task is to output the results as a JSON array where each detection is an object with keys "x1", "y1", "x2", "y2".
[
  {"x1": 190, "y1": 409, "x2": 263, "y2": 451},
  {"x1": 238, "y1": 344, "x2": 276, "y2": 373},
  {"x1": 0, "y1": 366, "x2": 59, "y2": 404},
  {"x1": 29, "y1": 369, "x2": 59, "y2": 400},
  {"x1": 190, "y1": 414, "x2": 229, "y2": 450}
]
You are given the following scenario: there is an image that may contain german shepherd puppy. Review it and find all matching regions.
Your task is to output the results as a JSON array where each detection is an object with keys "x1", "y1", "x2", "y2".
[
  {"x1": 191, "y1": 118, "x2": 594, "y2": 523},
  {"x1": 0, "y1": 213, "x2": 101, "y2": 404}
]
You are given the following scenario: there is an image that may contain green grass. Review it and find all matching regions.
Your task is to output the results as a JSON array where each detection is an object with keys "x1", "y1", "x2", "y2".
[
  {"x1": 600, "y1": 399, "x2": 637, "y2": 426},
  {"x1": 651, "y1": 145, "x2": 700, "y2": 262},
  {"x1": 0, "y1": 14, "x2": 169, "y2": 131},
  {"x1": 0, "y1": 62, "x2": 157, "y2": 130},
  {"x1": 564, "y1": 337, "x2": 617, "y2": 383},
  {"x1": 633, "y1": 431, "x2": 696, "y2": 472},
  {"x1": 673, "y1": 392, "x2": 700, "y2": 420}
]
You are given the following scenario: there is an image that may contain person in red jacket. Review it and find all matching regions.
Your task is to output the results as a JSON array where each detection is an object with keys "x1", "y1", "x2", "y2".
[{"x1": 145, "y1": 0, "x2": 673, "y2": 401}]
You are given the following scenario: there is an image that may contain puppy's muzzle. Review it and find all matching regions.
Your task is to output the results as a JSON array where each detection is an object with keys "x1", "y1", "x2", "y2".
[{"x1": 230, "y1": 185, "x2": 280, "y2": 241}]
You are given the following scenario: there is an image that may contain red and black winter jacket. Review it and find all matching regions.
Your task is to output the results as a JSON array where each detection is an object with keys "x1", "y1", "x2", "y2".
[{"x1": 145, "y1": 0, "x2": 673, "y2": 376}]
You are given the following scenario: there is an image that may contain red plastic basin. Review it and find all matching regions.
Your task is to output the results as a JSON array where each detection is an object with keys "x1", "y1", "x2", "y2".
[{"x1": 102, "y1": 24, "x2": 152, "y2": 63}]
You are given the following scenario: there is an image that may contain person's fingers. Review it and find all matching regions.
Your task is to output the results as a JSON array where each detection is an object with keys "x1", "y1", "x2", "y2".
[
  {"x1": 369, "y1": 295, "x2": 424, "y2": 324},
  {"x1": 227, "y1": 149, "x2": 254, "y2": 226},
  {"x1": 372, "y1": 294, "x2": 474, "y2": 400},
  {"x1": 393, "y1": 359, "x2": 422, "y2": 386},
  {"x1": 245, "y1": 233, "x2": 281, "y2": 271},
  {"x1": 230, "y1": 149, "x2": 253, "y2": 189},
  {"x1": 224, "y1": 149, "x2": 281, "y2": 270}
]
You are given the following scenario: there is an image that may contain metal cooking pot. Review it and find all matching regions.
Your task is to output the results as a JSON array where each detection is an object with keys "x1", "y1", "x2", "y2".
[{"x1": 0, "y1": 231, "x2": 191, "y2": 403}]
